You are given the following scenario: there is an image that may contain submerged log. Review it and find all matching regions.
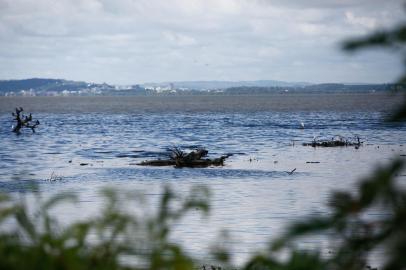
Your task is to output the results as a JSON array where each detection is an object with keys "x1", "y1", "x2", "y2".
[
  {"x1": 138, "y1": 160, "x2": 176, "y2": 166},
  {"x1": 138, "y1": 148, "x2": 230, "y2": 168},
  {"x1": 174, "y1": 156, "x2": 229, "y2": 168}
]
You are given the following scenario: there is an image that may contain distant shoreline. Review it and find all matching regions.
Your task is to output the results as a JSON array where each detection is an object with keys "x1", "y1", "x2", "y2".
[{"x1": 0, "y1": 78, "x2": 399, "y2": 97}]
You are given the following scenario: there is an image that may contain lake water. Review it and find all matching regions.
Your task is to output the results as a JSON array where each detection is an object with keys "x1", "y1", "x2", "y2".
[{"x1": 0, "y1": 94, "x2": 405, "y2": 264}]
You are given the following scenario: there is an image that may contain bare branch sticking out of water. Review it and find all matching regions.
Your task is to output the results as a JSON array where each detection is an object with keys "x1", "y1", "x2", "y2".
[{"x1": 12, "y1": 107, "x2": 40, "y2": 135}]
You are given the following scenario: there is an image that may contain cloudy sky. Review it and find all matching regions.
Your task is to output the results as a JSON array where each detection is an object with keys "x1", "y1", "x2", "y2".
[{"x1": 0, "y1": 0, "x2": 405, "y2": 84}]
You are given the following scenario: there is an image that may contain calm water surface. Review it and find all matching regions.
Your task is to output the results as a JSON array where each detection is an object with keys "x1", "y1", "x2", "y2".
[{"x1": 0, "y1": 94, "x2": 405, "y2": 263}]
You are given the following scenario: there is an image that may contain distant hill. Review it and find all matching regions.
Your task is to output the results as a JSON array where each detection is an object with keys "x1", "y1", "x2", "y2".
[
  {"x1": 0, "y1": 78, "x2": 398, "y2": 96},
  {"x1": 0, "y1": 78, "x2": 144, "y2": 96},
  {"x1": 0, "y1": 78, "x2": 67, "y2": 91},
  {"x1": 222, "y1": 83, "x2": 395, "y2": 94}
]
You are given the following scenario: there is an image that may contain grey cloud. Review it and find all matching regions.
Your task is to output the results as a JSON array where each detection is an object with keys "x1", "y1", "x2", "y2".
[
  {"x1": 257, "y1": 0, "x2": 403, "y2": 9},
  {"x1": 0, "y1": 0, "x2": 404, "y2": 84}
]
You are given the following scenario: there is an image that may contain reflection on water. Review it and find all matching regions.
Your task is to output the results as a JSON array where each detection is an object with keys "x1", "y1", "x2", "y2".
[{"x1": 0, "y1": 95, "x2": 405, "y2": 262}]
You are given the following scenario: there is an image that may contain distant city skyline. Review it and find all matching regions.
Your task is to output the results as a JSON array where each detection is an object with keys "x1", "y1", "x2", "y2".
[{"x1": 0, "y1": 0, "x2": 404, "y2": 84}]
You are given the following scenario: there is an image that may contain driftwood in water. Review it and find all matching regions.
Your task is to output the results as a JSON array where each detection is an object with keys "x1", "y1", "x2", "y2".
[
  {"x1": 138, "y1": 148, "x2": 230, "y2": 168},
  {"x1": 12, "y1": 107, "x2": 40, "y2": 135},
  {"x1": 303, "y1": 135, "x2": 362, "y2": 148},
  {"x1": 174, "y1": 156, "x2": 229, "y2": 168},
  {"x1": 138, "y1": 160, "x2": 177, "y2": 166}
]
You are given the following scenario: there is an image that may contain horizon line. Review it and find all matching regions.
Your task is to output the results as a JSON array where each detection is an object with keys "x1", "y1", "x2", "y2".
[{"x1": 0, "y1": 77, "x2": 394, "y2": 86}]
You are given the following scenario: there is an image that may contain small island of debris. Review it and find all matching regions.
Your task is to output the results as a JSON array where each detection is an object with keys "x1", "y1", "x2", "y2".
[
  {"x1": 303, "y1": 135, "x2": 362, "y2": 147},
  {"x1": 138, "y1": 147, "x2": 231, "y2": 168}
]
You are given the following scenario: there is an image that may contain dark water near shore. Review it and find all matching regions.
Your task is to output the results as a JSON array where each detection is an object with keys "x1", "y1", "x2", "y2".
[
  {"x1": 0, "y1": 94, "x2": 405, "y2": 263},
  {"x1": 0, "y1": 93, "x2": 401, "y2": 113}
]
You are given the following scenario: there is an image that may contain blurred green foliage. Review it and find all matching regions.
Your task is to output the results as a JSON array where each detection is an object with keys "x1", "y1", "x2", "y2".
[
  {"x1": 343, "y1": 20, "x2": 406, "y2": 122},
  {"x1": 0, "y1": 186, "x2": 210, "y2": 270},
  {"x1": 243, "y1": 160, "x2": 406, "y2": 270}
]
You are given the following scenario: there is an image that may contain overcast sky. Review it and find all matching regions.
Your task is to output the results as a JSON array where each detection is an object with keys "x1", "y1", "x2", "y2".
[{"x1": 0, "y1": 0, "x2": 405, "y2": 84}]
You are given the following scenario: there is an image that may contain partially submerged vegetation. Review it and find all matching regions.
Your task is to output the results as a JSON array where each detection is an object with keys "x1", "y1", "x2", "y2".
[
  {"x1": 0, "y1": 186, "x2": 211, "y2": 270},
  {"x1": 303, "y1": 135, "x2": 362, "y2": 148},
  {"x1": 138, "y1": 147, "x2": 231, "y2": 168},
  {"x1": 11, "y1": 107, "x2": 40, "y2": 134}
]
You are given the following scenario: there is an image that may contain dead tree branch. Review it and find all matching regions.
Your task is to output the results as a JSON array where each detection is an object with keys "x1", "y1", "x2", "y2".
[{"x1": 12, "y1": 107, "x2": 40, "y2": 135}]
